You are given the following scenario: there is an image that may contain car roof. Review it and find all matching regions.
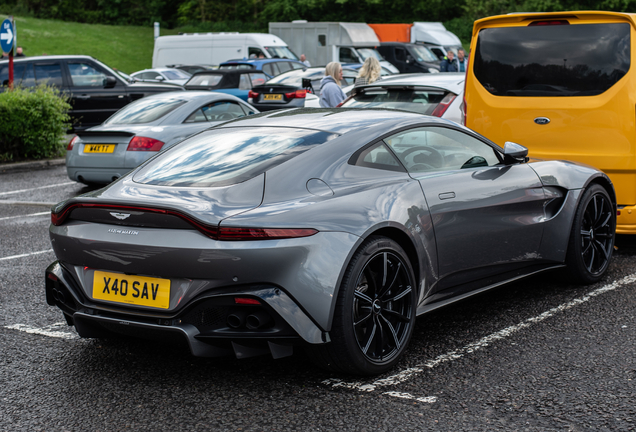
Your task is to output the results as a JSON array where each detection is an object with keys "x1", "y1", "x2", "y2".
[
  {"x1": 360, "y1": 73, "x2": 465, "y2": 93},
  {"x1": 140, "y1": 90, "x2": 241, "y2": 102},
  {"x1": 190, "y1": 69, "x2": 263, "y2": 76},
  {"x1": 0, "y1": 54, "x2": 97, "y2": 63},
  {"x1": 221, "y1": 58, "x2": 302, "y2": 65},
  {"x1": 217, "y1": 108, "x2": 438, "y2": 135}
]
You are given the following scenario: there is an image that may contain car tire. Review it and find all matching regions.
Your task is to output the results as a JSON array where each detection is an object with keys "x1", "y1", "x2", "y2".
[
  {"x1": 564, "y1": 183, "x2": 615, "y2": 285},
  {"x1": 309, "y1": 236, "x2": 417, "y2": 375}
]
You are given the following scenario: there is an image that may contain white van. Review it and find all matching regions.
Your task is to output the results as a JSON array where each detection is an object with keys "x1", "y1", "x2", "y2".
[{"x1": 152, "y1": 33, "x2": 298, "y2": 68}]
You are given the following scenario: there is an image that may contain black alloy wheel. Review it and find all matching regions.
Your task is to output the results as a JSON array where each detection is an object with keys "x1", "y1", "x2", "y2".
[
  {"x1": 565, "y1": 184, "x2": 615, "y2": 284},
  {"x1": 309, "y1": 236, "x2": 417, "y2": 375}
]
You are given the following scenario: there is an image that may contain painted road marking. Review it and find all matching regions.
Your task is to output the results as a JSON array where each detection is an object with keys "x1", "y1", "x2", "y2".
[
  {"x1": 0, "y1": 201, "x2": 56, "y2": 207},
  {"x1": 4, "y1": 323, "x2": 77, "y2": 339},
  {"x1": 0, "y1": 211, "x2": 49, "y2": 221},
  {"x1": 0, "y1": 181, "x2": 75, "y2": 196},
  {"x1": 323, "y1": 273, "x2": 636, "y2": 394},
  {"x1": 0, "y1": 249, "x2": 53, "y2": 261}
]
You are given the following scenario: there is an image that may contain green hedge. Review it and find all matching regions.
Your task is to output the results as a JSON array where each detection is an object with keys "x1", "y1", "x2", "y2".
[{"x1": 0, "y1": 85, "x2": 71, "y2": 162}]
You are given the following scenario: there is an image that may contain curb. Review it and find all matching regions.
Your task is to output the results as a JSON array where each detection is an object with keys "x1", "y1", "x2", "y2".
[{"x1": 0, "y1": 158, "x2": 65, "y2": 174}]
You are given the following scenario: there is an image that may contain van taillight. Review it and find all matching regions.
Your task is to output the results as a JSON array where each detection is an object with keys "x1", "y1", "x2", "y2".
[
  {"x1": 127, "y1": 136, "x2": 164, "y2": 152},
  {"x1": 431, "y1": 93, "x2": 457, "y2": 117},
  {"x1": 528, "y1": 20, "x2": 569, "y2": 26}
]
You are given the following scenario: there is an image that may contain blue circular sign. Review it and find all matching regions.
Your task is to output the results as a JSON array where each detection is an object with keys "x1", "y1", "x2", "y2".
[{"x1": 1, "y1": 19, "x2": 15, "y2": 53}]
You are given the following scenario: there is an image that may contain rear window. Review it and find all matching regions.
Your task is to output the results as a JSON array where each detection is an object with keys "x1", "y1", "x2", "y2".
[
  {"x1": 133, "y1": 127, "x2": 339, "y2": 187},
  {"x1": 187, "y1": 74, "x2": 224, "y2": 87},
  {"x1": 105, "y1": 97, "x2": 186, "y2": 124},
  {"x1": 342, "y1": 88, "x2": 449, "y2": 115},
  {"x1": 474, "y1": 22, "x2": 630, "y2": 96}
]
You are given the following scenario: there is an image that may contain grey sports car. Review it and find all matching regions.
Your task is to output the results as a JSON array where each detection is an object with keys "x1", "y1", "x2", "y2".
[
  {"x1": 66, "y1": 91, "x2": 258, "y2": 185},
  {"x1": 47, "y1": 109, "x2": 616, "y2": 375}
]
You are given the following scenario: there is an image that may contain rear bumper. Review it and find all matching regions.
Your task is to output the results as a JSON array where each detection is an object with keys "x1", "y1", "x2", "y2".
[
  {"x1": 616, "y1": 204, "x2": 636, "y2": 234},
  {"x1": 45, "y1": 261, "x2": 328, "y2": 358}
]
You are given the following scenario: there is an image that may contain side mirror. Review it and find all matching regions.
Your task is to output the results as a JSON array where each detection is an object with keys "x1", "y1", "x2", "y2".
[
  {"x1": 503, "y1": 141, "x2": 529, "y2": 163},
  {"x1": 155, "y1": 75, "x2": 165, "y2": 81},
  {"x1": 104, "y1": 76, "x2": 117, "y2": 88},
  {"x1": 406, "y1": 54, "x2": 414, "y2": 64}
]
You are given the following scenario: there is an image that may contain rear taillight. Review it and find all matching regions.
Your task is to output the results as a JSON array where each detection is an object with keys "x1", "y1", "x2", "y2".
[
  {"x1": 248, "y1": 90, "x2": 259, "y2": 99},
  {"x1": 218, "y1": 227, "x2": 318, "y2": 241},
  {"x1": 285, "y1": 89, "x2": 307, "y2": 99},
  {"x1": 235, "y1": 297, "x2": 261, "y2": 305},
  {"x1": 431, "y1": 93, "x2": 457, "y2": 117},
  {"x1": 50, "y1": 203, "x2": 318, "y2": 241},
  {"x1": 528, "y1": 20, "x2": 569, "y2": 26},
  {"x1": 127, "y1": 136, "x2": 164, "y2": 152},
  {"x1": 67, "y1": 135, "x2": 79, "y2": 151}
]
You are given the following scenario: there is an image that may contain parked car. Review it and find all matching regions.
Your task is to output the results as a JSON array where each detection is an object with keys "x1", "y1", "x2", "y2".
[
  {"x1": 130, "y1": 68, "x2": 192, "y2": 85},
  {"x1": 377, "y1": 42, "x2": 441, "y2": 74},
  {"x1": 166, "y1": 64, "x2": 217, "y2": 75},
  {"x1": 0, "y1": 55, "x2": 184, "y2": 130},
  {"x1": 184, "y1": 70, "x2": 268, "y2": 101},
  {"x1": 66, "y1": 91, "x2": 258, "y2": 185},
  {"x1": 47, "y1": 108, "x2": 615, "y2": 375},
  {"x1": 219, "y1": 58, "x2": 307, "y2": 78},
  {"x1": 341, "y1": 73, "x2": 465, "y2": 124},
  {"x1": 248, "y1": 66, "x2": 358, "y2": 111}
]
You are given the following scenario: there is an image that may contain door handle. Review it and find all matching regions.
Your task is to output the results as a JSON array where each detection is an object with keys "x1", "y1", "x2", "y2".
[
  {"x1": 439, "y1": 192, "x2": 456, "y2": 200},
  {"x1": 76, "y1": 95, "x2": 90, "y2": 100}
]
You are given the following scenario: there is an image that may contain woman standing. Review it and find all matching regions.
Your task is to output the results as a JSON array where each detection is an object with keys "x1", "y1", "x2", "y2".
[
  {"x1": 320, "y1": 62, "x2": 346, "y2": 108},
  {"x1": 355, "y1": 57, "x2": 381, "y2": 87}
]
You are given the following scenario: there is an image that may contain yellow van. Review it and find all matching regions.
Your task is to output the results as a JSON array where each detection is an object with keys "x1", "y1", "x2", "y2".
[{"x1": 465, "y1": 11, "x2": 636, "y2": 233}]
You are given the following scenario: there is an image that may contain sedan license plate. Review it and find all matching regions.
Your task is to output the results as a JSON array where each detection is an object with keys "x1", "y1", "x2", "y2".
[
  {"x1": 93, "y1": 271, "x2": 170, "y2": 309},
  {"x1": 84, "y1": 144, "x2": 115, "y2": 154},
  {"x1": 263, "y1": 94, "x2": 283, "y2": 101}
]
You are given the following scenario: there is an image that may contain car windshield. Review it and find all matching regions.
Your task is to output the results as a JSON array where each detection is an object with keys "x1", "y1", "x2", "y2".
[
  {"x1": 186, "y1": 74, "x2": 224, "y2": 87},
  {"x1": 133, "y1": 127, "x2": 339, "y2": 187},
  {"x1": 343, "y1": 88, "x2": 450, "y2": 115},
  {"x1": 162, "y1": 69, "x2": 191, "y2": 79},
  {"x1": 411, "y1": 45, "x2": 439, "y2": 63},
  {"x1": 265, "y1": 46, "x2": 298, "y2": 60},
  {"x1": 104, "y1": 97, "x2": 186, "y2": 124},
  {"x1": 266, "y1": 69, "x2": 322, "y2": 86},
  {"x1": 358, "y1": 48, "x2": 384, "y2": 61}
]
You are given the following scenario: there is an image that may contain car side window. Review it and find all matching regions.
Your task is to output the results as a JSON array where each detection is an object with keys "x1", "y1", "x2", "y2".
[
  {"x1": 291, "y1": 62, "x2": 305, "y2": 70},
  {"x1": 68, "y1": 62, "x2": 108, "y2": 87},
  {"x1": 262, "y1": 63, "x2": 275, "y2": 76},
  {"x1": 277, "y1": 62, "x2": 292, "y2": 73},
  {"x1": 184, "y1": 108, "x2": 209, "y2": 123},
  {"x1": 240, "y1": 103, "x2": 257, "y2": 116},
  {"x1": 239, "y1": 74, "x2": 252, "y2": 90},
  {"x1": 0, "y1": 63, "x2": 25, "y2": 86},
  {"x1": 384, "y1": 127, "x2": 501, "y2": 174},
  {"x1": 22, "y1": 63, "x2": 36, "y2": 87},
  {"x1": 339, "y1": 47, "x2": 358, "y2": 64},
  {"x1": 201, "y1": 101, "x2": 246, "y2": 121},
  {"x1": 248, "y1": 47, "x2": 265, "y2": 58},
  {"x1": 34, "y1": 63, "x2": 63, "y2": 86},
  {"x1": 249, "y1": 73, "x2": 267, "y2": 87},
  {"x1": 353, "y1": 141, "x2": 405, "y2": 172},
  {"x1": 395, "y1": 48, "x2": 407, "y2": 62}
]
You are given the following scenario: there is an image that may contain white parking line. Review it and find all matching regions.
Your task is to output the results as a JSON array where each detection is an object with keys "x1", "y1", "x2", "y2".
[
  {"x1": 323, "y1": 273, "x2": 636, "y2": 394},
  {"x1": 4, "y1": 323, "x2": 77, "y2": 339},
  {"x1": 0, "y1": 249, "x2": 54, "y2": 261},
  {"x1": 0, "y1": 181, "x2": 75, "y2": 196},
  {"x1": 0, "y1": 211, "x2": 49, "y2": 221}
]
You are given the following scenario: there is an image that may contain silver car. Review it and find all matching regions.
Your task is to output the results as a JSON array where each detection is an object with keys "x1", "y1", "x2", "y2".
[
  {"x1": 130, "y1": 67, "x2": 192, "y2": 86},
  {"x1": 66, "y1": 91, "x2": 259, "y2": 185},
  {"x1": 341, "y1": 72, "x2": 466, "y2": 124},
  {"x1": 48, "y1": 109, "x2": 616, "y2": 375}
]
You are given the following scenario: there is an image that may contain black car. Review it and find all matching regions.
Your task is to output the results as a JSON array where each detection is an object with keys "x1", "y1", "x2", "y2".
[
  {"x1": 377, "y1": 43, "x2": 441, "y2": 74},
  {"x1": 166, "y1": 64, "x2": 216, "y2": 75},
  {"x1": 0, "y1": 55, "x2": 184, "y2": 131},
  {"x1": 248, "y1": 66, "x2": 358, "y2": 111}
]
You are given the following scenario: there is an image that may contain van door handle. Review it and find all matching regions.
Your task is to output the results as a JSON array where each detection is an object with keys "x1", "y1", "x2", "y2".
[{"x1": 439, "y1": 192, "x2": 456, "y2": 200}]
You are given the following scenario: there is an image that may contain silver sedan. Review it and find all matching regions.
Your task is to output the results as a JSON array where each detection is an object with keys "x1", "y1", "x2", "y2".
[{"x1": 66, "y1": 91, "x2": 259, "y2": 185}]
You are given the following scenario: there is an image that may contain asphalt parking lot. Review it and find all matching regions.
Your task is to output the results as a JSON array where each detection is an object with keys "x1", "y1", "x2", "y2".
[{"x1": 1, "y1": 164, "x2": 635, "y2": 431}]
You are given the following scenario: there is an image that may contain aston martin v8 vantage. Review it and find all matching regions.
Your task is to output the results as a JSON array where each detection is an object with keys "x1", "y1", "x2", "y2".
[{"x1": 46, "y1": 109, "x2": 616, "y2": 375}]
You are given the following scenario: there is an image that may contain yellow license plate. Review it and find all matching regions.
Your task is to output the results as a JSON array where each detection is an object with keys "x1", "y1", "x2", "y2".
[
  {"x1": 93, "y1": 271, "x2": 170, "y2": 309},
  {"x1": 263, "y1": 94, "x2": 283, "y2": 101},
  {"x1": 84, "y1": 144, "x2": 115, "y2": 153}
]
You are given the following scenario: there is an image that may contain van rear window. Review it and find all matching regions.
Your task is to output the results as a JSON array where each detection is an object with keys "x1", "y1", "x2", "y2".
[{"x1": 474, "y1": 23, "x2": 630, "y2": 96}]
